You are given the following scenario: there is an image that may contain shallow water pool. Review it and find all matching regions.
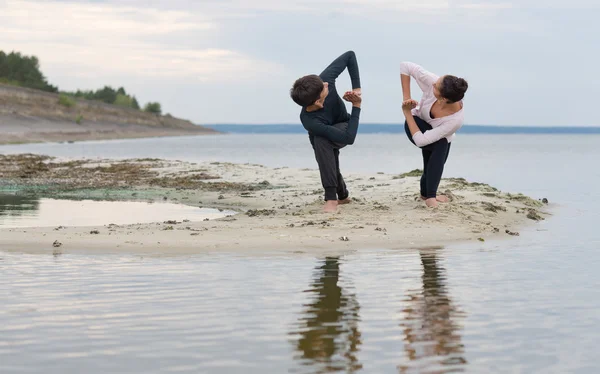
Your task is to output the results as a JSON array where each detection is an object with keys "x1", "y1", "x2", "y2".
[{"x1": 0, "y1": 194, "x2": 235, "y2": 228}]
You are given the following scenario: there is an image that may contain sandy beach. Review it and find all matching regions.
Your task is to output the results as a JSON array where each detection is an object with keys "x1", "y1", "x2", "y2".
[
  {"x1": 0, "y1": 114, "x2": 218, "y2": 145},
  {"x1": 0, "y1": 154, "x2": 550, "y2": 254}
]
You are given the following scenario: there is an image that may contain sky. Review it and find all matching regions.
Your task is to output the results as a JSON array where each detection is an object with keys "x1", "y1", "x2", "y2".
[{"x1": 1, "y1": 0, "x2": 598, "y2": 126}]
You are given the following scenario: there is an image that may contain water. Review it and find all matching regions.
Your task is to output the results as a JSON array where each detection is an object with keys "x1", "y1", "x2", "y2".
[
  {"x1": 2, "y1": 247, "x2": 599, "y2": 373},
  {"x1": 0, "y1": 195, "x2": 233, "y2": 228},
  {"x1": 204, "y1": 124, "x2": 600, "y2": 134},
  {"x1": 1, "y1": 134, "x2": 599, "y2": 373}
]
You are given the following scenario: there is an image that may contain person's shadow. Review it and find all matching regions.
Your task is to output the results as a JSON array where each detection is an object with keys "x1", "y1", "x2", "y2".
[
  {"x1": 290, "y1": 256, "x2": 362, "y2": 373},
  {"x1": 398, "y1": 249, "x2": 467, "y2": 373}
]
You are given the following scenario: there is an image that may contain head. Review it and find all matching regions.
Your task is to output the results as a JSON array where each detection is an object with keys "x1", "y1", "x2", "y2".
[
  {"x1": 290, "y1": 74, "x2": 329, "y2": 108},
  {"x1": 433, "y1": 75, "x2": 468, "y2": 104}
]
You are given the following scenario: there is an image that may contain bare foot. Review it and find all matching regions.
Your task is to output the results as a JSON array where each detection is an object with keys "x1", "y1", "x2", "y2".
[
  {"x1": 324, "y1": 200, "x2": 338, "y2": 212},
  {"x1": 425, "y1": 198, "x2": 438, "y2": 208},
  {"x1": 338, "y1": 198, "x2": 351, "y2": 205},
  {"x1": 436, "y1": 195, "x2": 449, "y2": 203}
]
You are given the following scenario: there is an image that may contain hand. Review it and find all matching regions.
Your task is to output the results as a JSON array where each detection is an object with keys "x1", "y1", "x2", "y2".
[
  {"x1": 344, "y1": 89, "x2": 361, "y2": 100},
  {"x1": 343, "y1": 91, "x2": 362, "y2": 107},
  {"x1": 402, "y1": 99, "x2": 418, "y2": 111}
]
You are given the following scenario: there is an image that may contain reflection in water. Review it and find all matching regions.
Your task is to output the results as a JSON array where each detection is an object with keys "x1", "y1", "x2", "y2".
[
  {"x1": 0, "y1": 194, "x2": 234, "y2": 228},
  {"x1": 0, "y1": 194, "x2": 40, "y2": 217},
  {"x1": 399, "y1": 249, "x2": 467, "y2": 373},
  {"x1": 291, "y1": 257, "x2": 362, "y2": 373}
]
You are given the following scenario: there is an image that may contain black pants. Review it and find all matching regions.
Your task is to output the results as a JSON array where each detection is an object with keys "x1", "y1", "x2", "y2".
[
  {"x1": 312, "y1": 126, "x2": 349, "y2": 201},
  {"x1": 405, "y1": 116, "x2": 451, "y2": 198}
]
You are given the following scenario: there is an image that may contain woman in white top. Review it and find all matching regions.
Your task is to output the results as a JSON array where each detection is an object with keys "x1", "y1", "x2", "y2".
[{"x1": 400, "y1": 62, "x2": 468, "y2": 208}]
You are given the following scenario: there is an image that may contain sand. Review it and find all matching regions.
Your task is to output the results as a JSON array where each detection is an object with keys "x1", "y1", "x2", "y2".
[
  {"x1": 0, "y1": 155, "x2": 550, "y2": 255},
  {"x1": 0, "y1": 114, "x2": 218, "y2": 145}
]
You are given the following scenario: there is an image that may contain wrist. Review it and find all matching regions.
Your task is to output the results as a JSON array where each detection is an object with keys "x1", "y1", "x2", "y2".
[{"x1": 352, "y1": 103, "x2": 361, "y2": 108}]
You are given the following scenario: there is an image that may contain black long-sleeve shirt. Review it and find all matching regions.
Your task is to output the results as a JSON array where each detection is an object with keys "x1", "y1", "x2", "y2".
[{"x1": 300, "y1": 51, "x2": 361, "y2": 145}]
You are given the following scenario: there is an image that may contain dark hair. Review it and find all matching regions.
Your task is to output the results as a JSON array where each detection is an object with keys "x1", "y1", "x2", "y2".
[
  {"x1": 440, "y1": 75, "x2": 468, "y2": 103},
  {"x1": 290, "y1": 74, "x2": 324, "y2": 107}
]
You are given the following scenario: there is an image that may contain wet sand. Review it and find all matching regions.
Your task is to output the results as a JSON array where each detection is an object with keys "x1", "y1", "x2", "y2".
[{"x1": 0, "y1": 155, "x2": 550, "y2": 254}]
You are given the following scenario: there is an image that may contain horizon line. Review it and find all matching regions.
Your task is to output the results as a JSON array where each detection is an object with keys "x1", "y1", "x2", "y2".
[{"x1": 203, "y1": 123, "x2": 600, "y2": 129}]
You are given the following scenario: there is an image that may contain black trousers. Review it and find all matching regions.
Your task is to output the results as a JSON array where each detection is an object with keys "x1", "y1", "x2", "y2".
[
  {"x1": 405, "y1": 116, "x2": 451, "y2": 198},
  {"x1": 311, "y1": 124, "x2": 349, "y2": 201}
]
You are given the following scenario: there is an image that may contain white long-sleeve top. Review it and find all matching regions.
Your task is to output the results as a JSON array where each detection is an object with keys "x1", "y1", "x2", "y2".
[{"x1": 400, "y1": 61, "x2": 464, "y2": 147}]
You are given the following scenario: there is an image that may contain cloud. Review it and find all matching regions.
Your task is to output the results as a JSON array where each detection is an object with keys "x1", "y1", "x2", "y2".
[
  {"x1": 0, "y1": 0, "x2": 284, "y2": 82},
  {"x1": 0, "y1": 1, "x2": 211, "y2": 40},
  {"x1": 1, "y1": 0, "x2": 594, "y2": 126},
  {"x1": 139, "y1": 0, "x2": 512, "y2": 20},
  {"x1": 458, "y1": 3, "x2": 512, "y2": 10}
]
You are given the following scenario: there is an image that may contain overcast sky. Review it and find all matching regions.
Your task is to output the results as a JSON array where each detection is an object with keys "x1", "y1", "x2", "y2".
[{"x1": 1, "y1": 0, "x2": 598, "y2": 126}]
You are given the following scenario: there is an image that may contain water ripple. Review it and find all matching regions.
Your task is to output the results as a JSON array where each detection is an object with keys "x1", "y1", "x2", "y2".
[{"x1": 1, "y1": 245, "x2": 600, "y2": 373}]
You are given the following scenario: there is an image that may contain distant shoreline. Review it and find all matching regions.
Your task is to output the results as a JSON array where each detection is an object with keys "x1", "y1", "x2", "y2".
[
  {"x1": 3, "y1": 122, "x2": 595, "y2": 146},
  {"x1": 0, "y1": 84, "x2": 220, "y2": 145},
  {"x1": 0, "y1": 116, "x2": 219, "y2": 145},
  {"x1": 204, "y1": 124, "x2": 600, "y2": 135}
]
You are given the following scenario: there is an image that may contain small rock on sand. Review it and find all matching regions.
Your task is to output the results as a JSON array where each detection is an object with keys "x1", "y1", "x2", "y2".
[
  {"x1": 505, "y1": 229, "x2": 520, "y2": 236},
  {"x1": 526, "y1": 210, "x2": 544, "y2": 221}
]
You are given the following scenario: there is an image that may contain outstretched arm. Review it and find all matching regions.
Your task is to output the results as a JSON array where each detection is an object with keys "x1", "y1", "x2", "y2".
[
  {"x1": 400, "y1": 61, "x2": 439, "y2": 97},
  {"x1": 304, "y1": 93, "x2": 362, "y2": 145},
  {"x1": 401, "y1": 74, "x2": 412, "y2": 102},
  {"x1": 402, "y1": 102, "x2": 460, "y2": 147},
  {"x1": 304, "y1": 108, "x2": 361, "y2": 145},
  {"x1": 411, "y1": 120, "x2": 461, "y2": 147},
  {"x1": 320, "y1": 51, "x2": 361, "y2": 90}
]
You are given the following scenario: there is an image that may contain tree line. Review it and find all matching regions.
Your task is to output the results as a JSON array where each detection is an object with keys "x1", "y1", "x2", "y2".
[{"x1": 0, "y1": 50, "x2": 162, "y2": 114}]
